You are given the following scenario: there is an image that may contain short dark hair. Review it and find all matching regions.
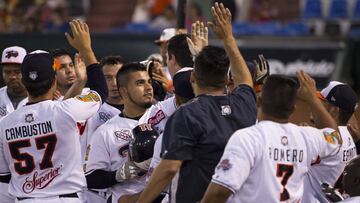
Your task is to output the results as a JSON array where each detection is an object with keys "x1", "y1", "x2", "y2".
[
  {"x1": 50, "y1": 48, "x2": 72, "y2": 59},
  {"x1": 100, "y1": 55, "x2": 125, "y2": 67},
  {"x1": 194, "y1": 46, "x2": 229, "y2": 89},
  {"x1": 167, "y1": 34, "x2": 193, "y2": 68},
  {"x1": 22, "y1": 77, "x2": 54, "y2": 98},
  {"x1": 261, "y1": 75, "x2": 299, "y2": 119},
  {"x1": 116, "y1": 62, "x2": 147, "y2": 89}
]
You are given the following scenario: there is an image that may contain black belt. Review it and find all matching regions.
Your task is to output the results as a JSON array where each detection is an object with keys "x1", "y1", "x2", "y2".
[
  {"x1": 17, "y1": 193, "x2": 78, "y2": 201},
  {"x1": 89, "y1": 190, "x2": 108, "y2": 198}
]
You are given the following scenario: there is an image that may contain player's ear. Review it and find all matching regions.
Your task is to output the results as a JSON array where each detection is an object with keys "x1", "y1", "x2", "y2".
[{"x1": 118, "y1": 87, "x2": 128, "y2": 99}]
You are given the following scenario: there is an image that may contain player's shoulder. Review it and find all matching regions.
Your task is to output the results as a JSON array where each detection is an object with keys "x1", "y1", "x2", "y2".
[{"x1": 0, "y1": 86, "x2": 7, "y2": 94}]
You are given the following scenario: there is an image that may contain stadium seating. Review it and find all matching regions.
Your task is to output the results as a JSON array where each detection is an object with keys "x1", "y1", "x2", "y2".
[{"x1": 302, "y1": 0, "x2": 322, "y2": 19}]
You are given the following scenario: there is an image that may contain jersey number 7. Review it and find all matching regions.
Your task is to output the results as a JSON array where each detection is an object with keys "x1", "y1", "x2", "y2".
[
  {"x1": 276, "y1": 163, "x2": 294, "y2": 201},
  {"x1": 8, "y1": 134, "x2": 57, "y2": 175}
]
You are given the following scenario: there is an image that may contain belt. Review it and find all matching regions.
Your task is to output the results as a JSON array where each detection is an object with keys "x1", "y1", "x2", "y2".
[
  {"x1": 17, "y1": 193, "x2": 78, "y2": 201},
  {"x1": 89, "y1": 190, "x2": 108, "y2": 199}
]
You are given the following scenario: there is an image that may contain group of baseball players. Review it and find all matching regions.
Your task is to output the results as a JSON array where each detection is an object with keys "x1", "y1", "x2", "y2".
[{"x1": 0, "y1": 2, "x2": 359, "y2": 203}]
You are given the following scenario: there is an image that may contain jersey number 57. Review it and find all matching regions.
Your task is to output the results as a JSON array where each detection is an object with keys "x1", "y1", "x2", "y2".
[{"x1": 8, "y1": 134, "x2": 57, "y2": 175}]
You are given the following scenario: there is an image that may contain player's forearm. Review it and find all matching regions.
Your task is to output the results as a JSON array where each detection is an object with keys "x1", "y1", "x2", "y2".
[
  {"x1": 309, "y1": 98, "x2": 338, "y2": 131},
  {"x1": 137, "y1": 160, "x2": 180, "y2": 203},
  {"x1": 201, "y1": 182, "x2": 232, "y2": 203},
  {"x1": 79, "y1": 49, "x2": 98, "y2": 67},
  {"x1": 222, "y1": 36, "x2": 253, "y2": 88},
  {"x1": 86, "y1": 169, "x2": 117, "y2": 189},
  {"x1": 86, "y1": 63, "x2": 109, "y2": 103},
  {"x1": 63, "y1": 80, "x2": 87, "y2": 100}
]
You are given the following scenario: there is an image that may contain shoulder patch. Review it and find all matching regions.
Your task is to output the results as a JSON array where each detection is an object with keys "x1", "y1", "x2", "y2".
[
  {"x1": 323, "y1": 131, "x2": 340, "y2": 145},
  {"x1": 76, "y1": 91, "x2": 100, "y2": 102}
]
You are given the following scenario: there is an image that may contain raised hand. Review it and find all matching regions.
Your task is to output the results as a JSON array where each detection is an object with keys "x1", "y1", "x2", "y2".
[
  {"x1": 187, "y1": 21, "x2": 208, "y2": 57},
  {"x1": 152, "y1": 67, "x2": 173, "y2": 92},
  {"x1": 297, "y1": 70, "x2": 317, "y2": 103},
  {"x1": 65, "y1": 20, "x2": 91, "y2": 53},
  {"x1": 208, "y1": 2, "x2": 232, "y2": 40},
  {"x1": 74, "y1": 53, "x2": 87, "y2": 81},
  {"x1": 253, "y1": 54, "x2": 270, "y2": 85}
]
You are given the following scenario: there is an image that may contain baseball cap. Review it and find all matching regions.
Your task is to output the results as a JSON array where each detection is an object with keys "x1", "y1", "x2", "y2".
[
  {"x1": 21, "y1": 51, "x2": 56, "y2": 84},
  {"x1": 1, "y1": 46, "x2": 27, "y2": 64},
  {"x1": 228, "y1": 62, "x2": 257, "y2": 82},
  {"x1": 318, "y1": 81, "x2": 358, "y2": 113},
  {"x1": 154, "y1": 28, "x2": 176, "y2": 45},
  {"x1": 173, "y1": 67, "x2": 195, "y2": 100}
]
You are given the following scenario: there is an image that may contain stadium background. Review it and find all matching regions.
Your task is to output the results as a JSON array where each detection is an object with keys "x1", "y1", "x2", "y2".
[{"x1": 0, "y1": 0, "x2": 360, "y2": 92}]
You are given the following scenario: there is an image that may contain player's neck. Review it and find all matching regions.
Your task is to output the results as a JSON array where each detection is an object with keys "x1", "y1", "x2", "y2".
[
  {"x1": 106, "y1": 97, "x2": 123, "y2": 105},
  {"x1": 259, "y1": 113, "x2": 289, "y2": 124},
  {"x1": 194, "y1": 86, "x2": 225, "y2": 96},
  {"x1": 28, "y1": 92, "x2": 53, "y2": 103},
  {"x1": 57, "y1": 84, "x2": 70, "y2": 96},
  {"x1": 122, "y1": 104, "x2": 147, "y2": 118}
]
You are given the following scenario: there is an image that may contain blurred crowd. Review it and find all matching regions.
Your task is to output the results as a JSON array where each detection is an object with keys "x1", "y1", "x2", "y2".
[{"x1": 0, "y1": 0, "x2": 69, "y2": 33}]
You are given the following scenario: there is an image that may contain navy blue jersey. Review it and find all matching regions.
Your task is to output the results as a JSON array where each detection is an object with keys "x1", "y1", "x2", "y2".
[{"x1": 161, "y1": 84, "x2": 257, "y2": 203}]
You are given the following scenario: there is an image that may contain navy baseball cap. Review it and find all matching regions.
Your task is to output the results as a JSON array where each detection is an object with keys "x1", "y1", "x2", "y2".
[
  {"x1": 21, "y1": 51, "x2": 57, "y2": 84},
  {"x1": 173, "y1": 67, "x2": 195, "y2": 100},
  {"x1": 228, "y1": 61, "x2": 256, "y2": 82},
  {"x1": 318, "y1": 81, "x2": 358, "y2": 113}
]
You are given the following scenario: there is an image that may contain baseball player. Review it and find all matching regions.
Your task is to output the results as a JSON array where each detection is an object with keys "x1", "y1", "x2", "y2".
[
  {"x1": 201, "y1": 72, "x2": 342, "y2": 203},
  {"x1": 83, "y1": 56, "x2": 124, "y2": 203},
  {"x1": 137, "y1": 4, "x2": 257, "y2": 203},
  {"x1": 302, "y1": 81, "x2": 358, "y2": 203},
  {"x1": 85, "y1": 62, "x2": 153, "y2": 203},
  {"x1": 0, "y1": 45, "x2": 28, "y2": 203},
  {"x1": 0, "y1": 46, "x2": 28, "y2": 118},
  {"x1": 117, "y1": 67, "x2": 195, "y2": 203},
  {"x1": 0, "y1": 48, "x2": 102, "y2": 203}
]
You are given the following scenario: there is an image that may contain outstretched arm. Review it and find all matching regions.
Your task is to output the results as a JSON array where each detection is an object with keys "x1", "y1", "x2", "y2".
[
  {"x1": 297, "y1": 71, "x2": 339, "y2": 132},
  {"x1": 65, "y1": 20, "x2": 108, "y2": 102},
  {"x1": 208, "y1": 3, "x2": 253, "y2": 88}
]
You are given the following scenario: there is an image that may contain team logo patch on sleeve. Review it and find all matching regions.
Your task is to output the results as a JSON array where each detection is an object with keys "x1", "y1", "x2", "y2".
[
  {"x1": 216, "y1": 159, "x2": 232, "y2": 171},
  {"x1": 76, "y1": 92, "x2": 100, "y2": 102},
  {"x1": 323, "y1": 131, "x2": 340, "y2": 144}
]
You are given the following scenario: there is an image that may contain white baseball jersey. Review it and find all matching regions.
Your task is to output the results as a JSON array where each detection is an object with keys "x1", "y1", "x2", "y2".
[
  {"x1": 85, "y1": 115, "x2": 145, "y2": 203},
  {"x1": 0, "y1": 86, "x2": 28, "y2": 202},
  {"x1": 81, "y1": 102, "x2": 121, "y2": 163},
  {"x1": 83, "y1": 103, "x2": 121, "y2": 203},
  {"x1": 211, "y1": 121, "x2": 341, "y2": 203},
  {"x1": 0, "y1": 91, "x2": 101, "y2": 198},
  {"x1": 302, "y1": 126, "x2": 357, "y2": 203},
  {"x1": 0, "y1": 86, "x2": 28, "y2": 118}
]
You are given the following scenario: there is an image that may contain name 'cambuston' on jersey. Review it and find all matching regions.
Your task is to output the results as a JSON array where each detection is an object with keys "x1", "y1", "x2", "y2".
[{"x1": 0, "y1": 91, "x2": 101, "y2": 198}]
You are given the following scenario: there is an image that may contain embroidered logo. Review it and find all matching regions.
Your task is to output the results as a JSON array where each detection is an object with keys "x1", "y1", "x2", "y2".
[{"x1": 25, "y1": 114, "x2": 34, "y2": 123}]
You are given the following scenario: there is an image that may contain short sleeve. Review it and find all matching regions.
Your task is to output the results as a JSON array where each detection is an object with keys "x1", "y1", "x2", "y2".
[
  {"x1": 85, "y1": 127, "x2": 111, "y2": 174},
  {"x1": 231, "y1": 84, "x2": 256, "y2": 105},
  {"x1": 59, "y1": 90, "x2": 101, "y2": 122},
  {"x1": 161, "y1": 107, "x2": 200, "y2": 161},
  {"x1": 211, "y1": 130, "x2": 258, "y2": 193},
  {"x1": 305, "y1": 127, "x2": 341, "y2": 160},
  {"x1": 317, "y1": 128, "x2": 341, "y2": 159}
]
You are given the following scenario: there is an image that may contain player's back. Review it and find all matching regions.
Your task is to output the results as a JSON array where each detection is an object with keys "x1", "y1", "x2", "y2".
[
  {"x1": 302, "y1": 126, "x2": 357, "y2": 203},
  {"x1": 0, "y1": 92, "x2": 101, "y2": 198},
  {"x1": 212, "y1": 121, "x2": 340, "y2": 203}
]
